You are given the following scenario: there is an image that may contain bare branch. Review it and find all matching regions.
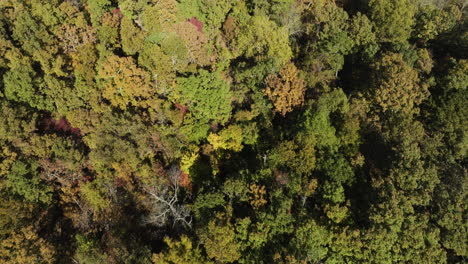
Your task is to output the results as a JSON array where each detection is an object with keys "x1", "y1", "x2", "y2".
[{"x1": 142, "y1": 165, "x2": 192, "y2": 228}]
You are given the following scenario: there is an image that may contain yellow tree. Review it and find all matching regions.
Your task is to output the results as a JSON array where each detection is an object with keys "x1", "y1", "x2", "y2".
[
  {"x1": 152, "y1": 235, "x2": 212, "y2": 264},
  {"x1": 372, "y1": 52, "x2": 428, "y2": 114},
  {"x1": 207, "y1": 125, "x2": 243, "y2": 152},
  {"x1": 98, "y1": 55, "x2": 153, "y2": 109},
  {"x1": 0, "y1": 226, "x2": 55, "y2": 264},
  {"x1": 264, "y1": 62, "x2": 306, "y2": 116}
]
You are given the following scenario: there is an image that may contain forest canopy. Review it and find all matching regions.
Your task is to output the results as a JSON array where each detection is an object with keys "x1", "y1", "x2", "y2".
[{"x1": 0, "y1": 0, "x2": 467, "y2": 263}]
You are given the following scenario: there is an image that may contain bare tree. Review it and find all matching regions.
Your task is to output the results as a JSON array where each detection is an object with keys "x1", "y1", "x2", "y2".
[
  {"x1": 142, "y1": 165, "x2": 192, "y2": 228},
  {"x1": 281, "y1": 3, "x2": 304, "y2": 37}
]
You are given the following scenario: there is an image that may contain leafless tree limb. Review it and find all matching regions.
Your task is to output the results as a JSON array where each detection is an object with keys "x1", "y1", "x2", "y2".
[{"x1": 142, "y1": 165, "x2": 192, "y2": 228}]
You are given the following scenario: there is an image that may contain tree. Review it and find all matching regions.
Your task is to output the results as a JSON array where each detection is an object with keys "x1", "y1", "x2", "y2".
[
  {"x1": 231, "y1": 14, "x2": 292, "y2": 68},
  {"x1": 299, "y1": 0, "x2": 354, "y2": 89},
  {"x1": 0, "y1": 226, "x2": 55, "y2": 264},
  {"x1": 142, "y1": 166, "x2": 192, "y2": 228},
  {"x1": 199, "y1": 213, "x2": 241, "y2": 263},
  {"x1": 156, "y1": 32, "x2": 191, "y2": 72},
  {"x1": 444, "y1": 59, "x2": 468, "y2": 91},
  {"x1": 152, "y1": 235, "x2": 212, "y2": 264},
  {"x1": 3, "y1": 53, "x2": 53, "y2": 111},
  {"x1": 431, "y1": 90, "x2": 467, "y2": 158},
  {"x1": 120, "y1": 16, "x2": 145, "y2": 55},
  {"x1": 87, "y1": 0, "x2": 112, "y2": 26},
  {"x1": 175, "y1": 69, "x2": 232, "y2": 126},
  {"x1": 207, "y1": 125, "x2": 243, "y2": 152},
  {"x1": 264, "y1": 62, "x2": 306, "y2": 116},
  {"x1": 173, "y1": 21, "x2": 212, "y2": 66},
  {"x1": 268, "y1": 132, "x2": 317, "y2": 177},
  {"x1": 0, "y1": 0, "x2": 465, "y2": 262},
  {"x1": 371, "y1": 52, "x2": 428, "y2": 114},
  {"x1": 56, "y1": 22, "x2": 96, "y2": 53},
  {"x1": 291, "y1": 220, "x2": 330, "y2": 263},
  {"x1": 138, "y1": 42, "x2": 176, "y2": 96},
  {"x1": 349, "y1": 12, "x2": 378, "y2": 58},
  {"x1": 413, "y1": 4, "x2": 461, "y2": 42},
  {"x1": 73, "y1": 234, "x2": 109, "y2": 264},
  {"x1": 2, "y1": 160, "x2": 52, "y2": 204},
  {"x1": 141, "y1": 0, "x2": 178, "y2": 33},
  {"x1": 5, "y1": 0, "x2": 60, "y2": 75},
  {"x1": 368, "y1": 0, "x2": 417, "y2": 44},
  {"x1": 0, "y1": 192, "x2": 34, "y2": 237},
  {"x1": 98, "y1": 55, "x2": 153, "y2": 109},
  {"x1": 95, "y1": 9, "x2": 121, "y2": 54},
  {"x1": 196, "y1": 0, "x2": 235, "y2": 34}
]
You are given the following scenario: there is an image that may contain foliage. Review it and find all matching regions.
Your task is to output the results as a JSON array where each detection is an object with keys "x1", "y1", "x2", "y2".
[
  {"x1": 176, "y1": 69, "x2": 233, "y2": 125},
  {"x1": 368, "y1": 0, "x2": 417, "y2": 44},
  {"x1": 0, "y1": 226, "x2": 55, "y2": 264},
  {"x1": 371, "y1": 52, "x2": 428, "y2": 114},
  {"x1": 231, "y1": 14, "x2": 292, "y2": 68},
  {"x1": 98, "y1": 55, "x2": 153, "y2": 109},
  {"x1": 0, "y1": 0, "x2": 465, "y2": 263},
  {"x1": 208, "y1": 125, "x2": 244, "y2": 152},
  {"x1": 2, "y1": 160, "x2": 52, "y2": 204},
  {"x1": 152, "y1": 235, "x2": 212, "y2": 264},
  {"x1": 264, "y1": 62, "x2": 306, "y2": 116},
  {"x1": 199, "y1": 213, "x2": 241, "y2": 263}
]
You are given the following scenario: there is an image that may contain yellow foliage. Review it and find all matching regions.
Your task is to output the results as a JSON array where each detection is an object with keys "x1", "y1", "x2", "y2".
[
  {"x1": 152, "y1": 235, "x2": 212, "y2": 264},
  {"x1": 181, "y1": 151, "x2": 199, "y2": 175},
  {"x1": 207, "y1": 125, "x2": 243, "y2": 152},
  {"x1": 98, "y1": 55, "x2": 153, "y2": 109},
  {"x1": 249, "y1": 184, "x2": 267, "y2": 209},
  {"x1": 0, "y1": 226, "x2": 55, "y2": 264},
  {"x1": 373, "y1": 52, "x2": 428, "y2": 114},
  {"x1": 304, "y1": 178, "x2": 318, "y2": 196},
  {"x1": 0, "y1": 146, "x2": 17, "y2": 177},
  {"x1": 264, "y1": 62, "x2": 306, "y2": 116}
]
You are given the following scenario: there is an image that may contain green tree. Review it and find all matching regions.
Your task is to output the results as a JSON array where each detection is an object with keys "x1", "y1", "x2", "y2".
[
  {"x1": 368, "y1": 0, "x2": 417, "y2": 44},
  {"x1": 444, "y1": 59, "x2": 468, "y2": 91},
  {"x1": 291, "y1": 220, "x2": 330, "y2": 262},
  {"x1": 2, "y1": 160, "x2": 52, "y2": 204},
  {"x1": 199, "y1": 213, "x2": 241, "y2": 263},
  {"x1": 231, "y1": 14, "x2": 292, "y2": 68},
  {"x1": 176, "y1": 69, "x2": 232, "y2": 126},
  {"x1": 3, "y1": 54, "x2": 53, "y2": 111},
  {"x1": 120, "y1": 16, "x2": 145, "y2": 55},
  {"x1": 349, "y1": 12, "x2": 378, "y2": 58},
  {"x1": 413, "y1": 4, "x2": 461, "y2": 42},
  {"x1": 300, "y1": 0, "x2": 354, "y2": 89}
]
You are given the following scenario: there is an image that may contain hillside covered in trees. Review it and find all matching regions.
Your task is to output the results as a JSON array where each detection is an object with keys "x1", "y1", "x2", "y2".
[{"x1": 0, "y1": 0, "x2": 467, "y2": 263}]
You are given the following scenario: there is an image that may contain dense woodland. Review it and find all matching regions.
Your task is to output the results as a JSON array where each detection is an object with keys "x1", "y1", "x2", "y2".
[{"x1": 0, "y1": 0, "x2": 467, "y2": 263}]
